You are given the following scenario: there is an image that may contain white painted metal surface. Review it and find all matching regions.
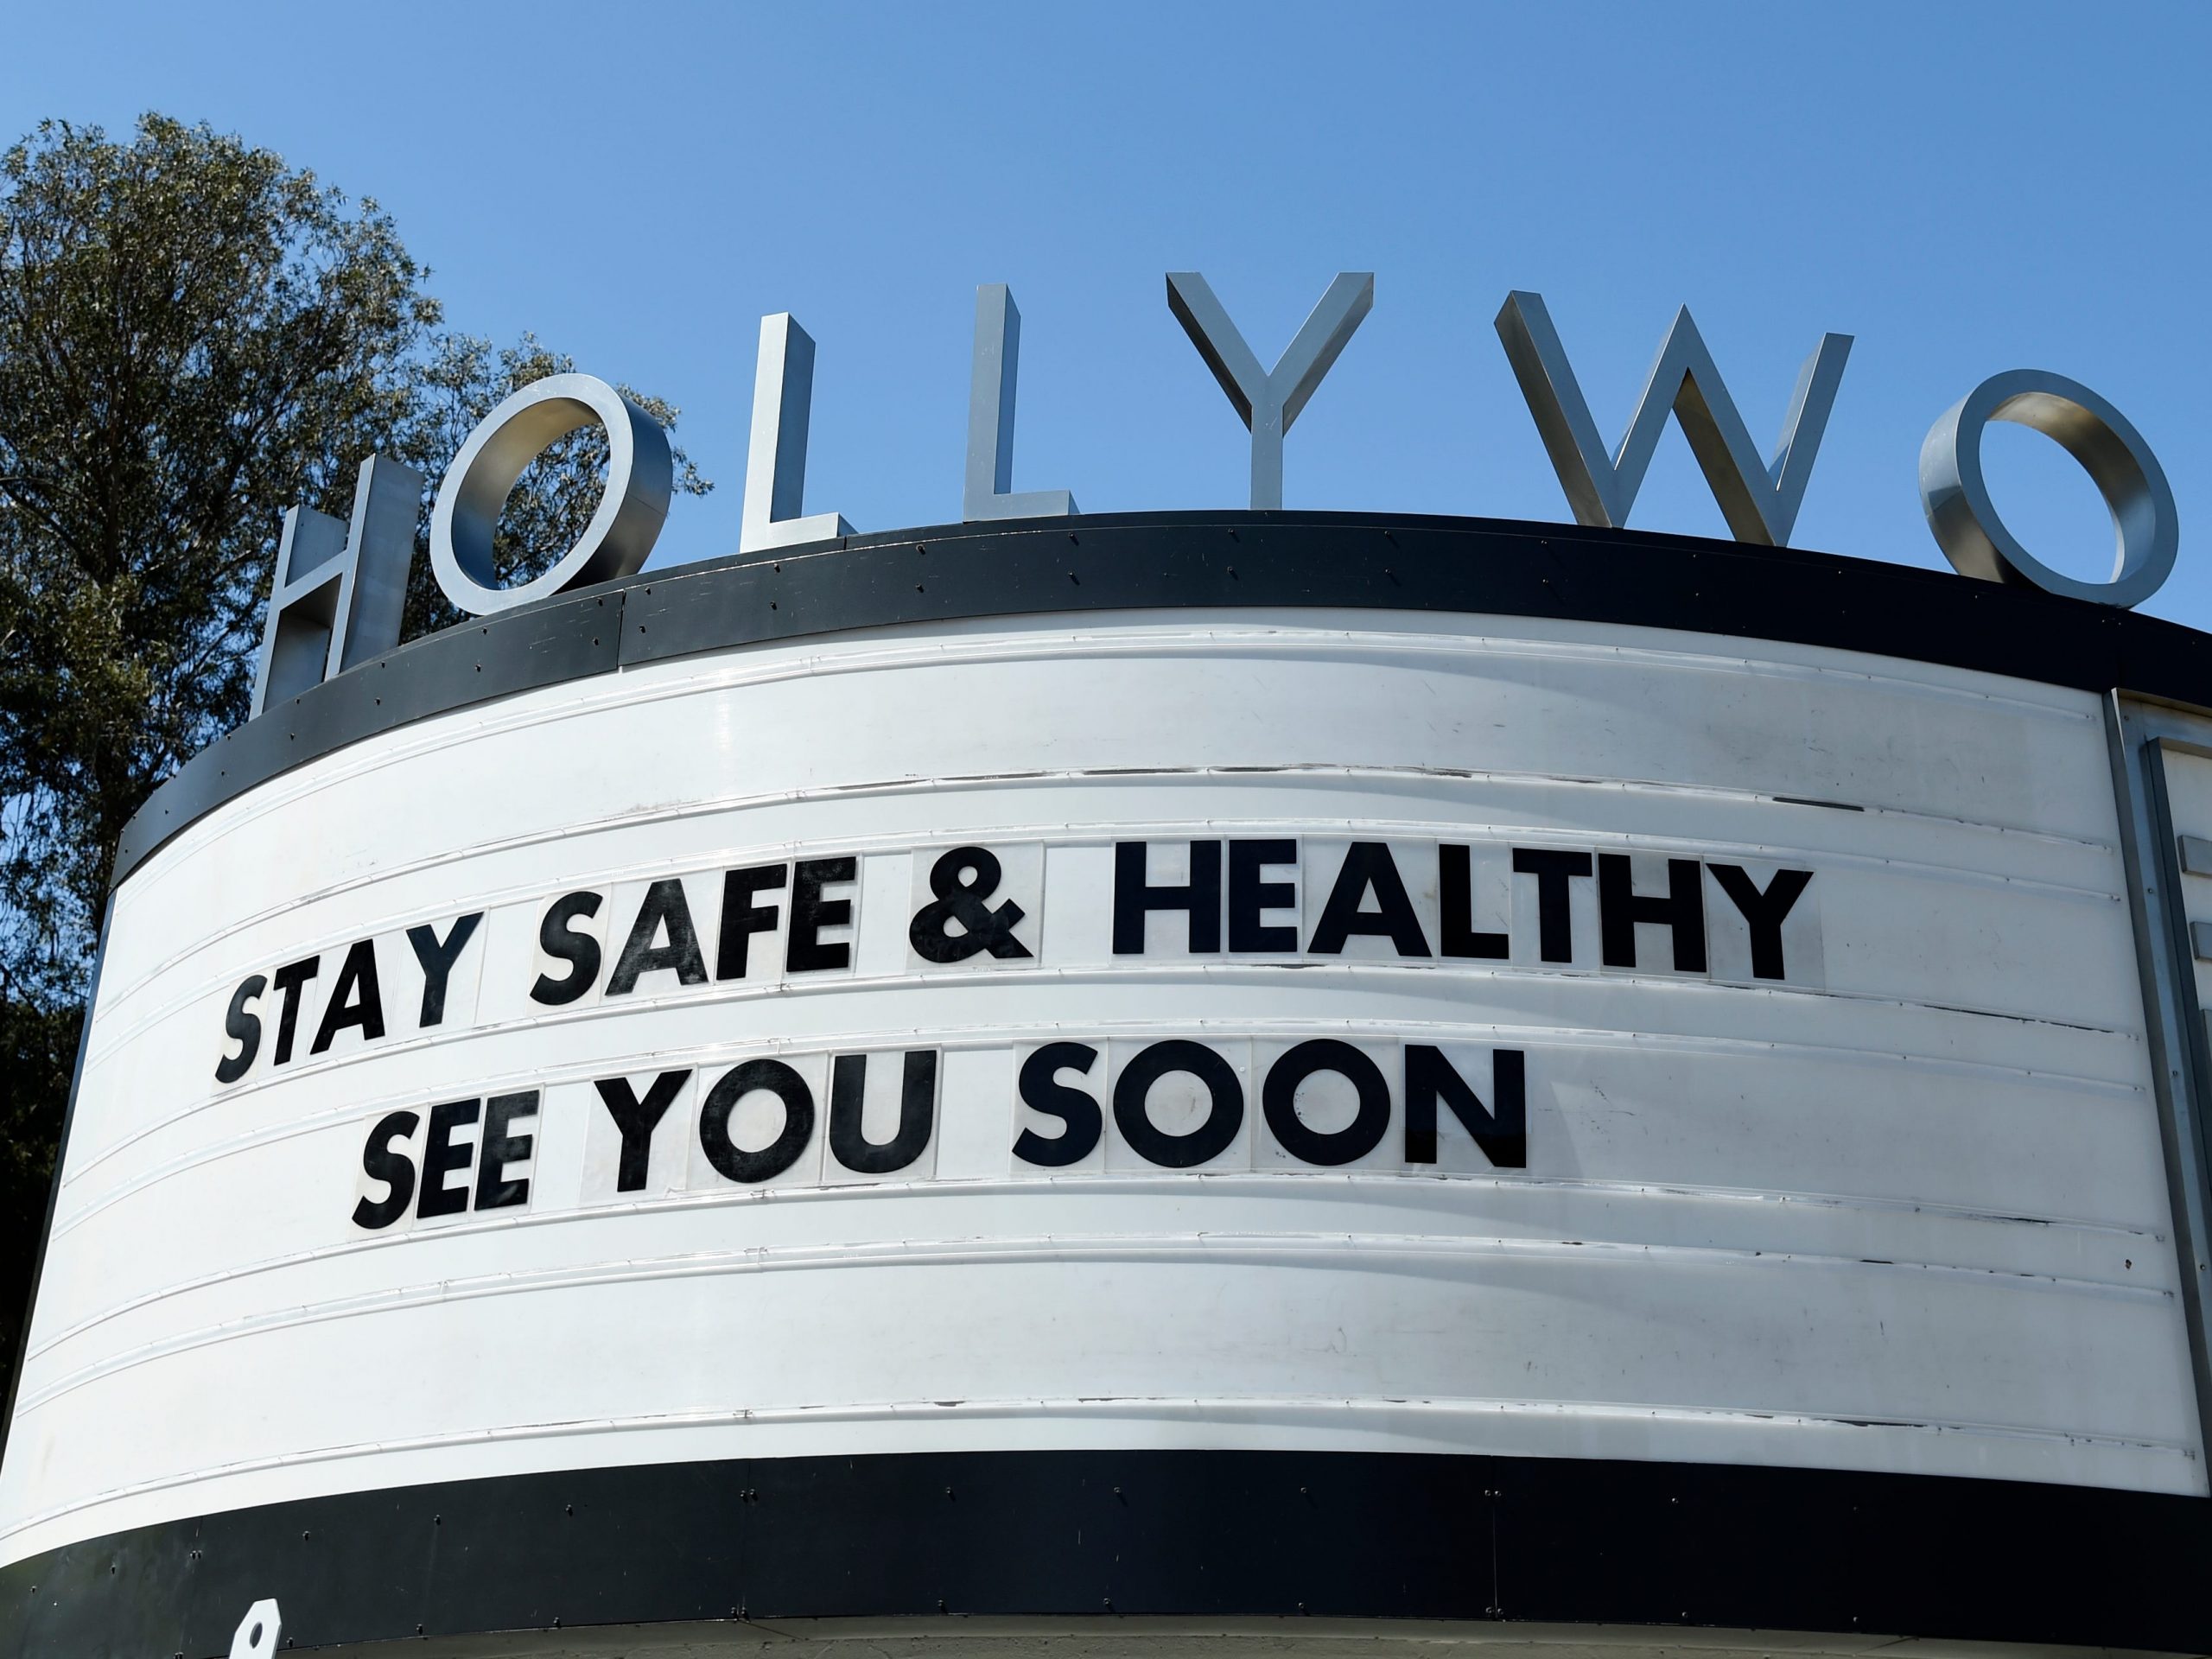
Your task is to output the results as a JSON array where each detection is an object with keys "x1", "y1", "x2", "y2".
[{"x1": 0, "y1": 607, "x2": 2197, "y2": 1572}]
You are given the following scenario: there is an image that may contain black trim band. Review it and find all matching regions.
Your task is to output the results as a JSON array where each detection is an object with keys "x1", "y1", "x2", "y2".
[
  {"x1": 111, "y1": 510, "x2": 2212, "y2": 887},
  {"x1": 3, "y1": 1448, "x2": 2209, "y2": 1656}
]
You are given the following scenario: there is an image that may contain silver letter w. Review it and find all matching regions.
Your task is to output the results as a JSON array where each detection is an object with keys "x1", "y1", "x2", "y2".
[{"x1": 1494, "y1": 291, "x2": 1852, "y2": 547}]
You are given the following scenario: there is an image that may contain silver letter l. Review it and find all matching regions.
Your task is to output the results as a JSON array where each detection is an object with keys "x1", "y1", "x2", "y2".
[{"x1": 964, "y1": 284, "x2": 1076, "y2": 520}]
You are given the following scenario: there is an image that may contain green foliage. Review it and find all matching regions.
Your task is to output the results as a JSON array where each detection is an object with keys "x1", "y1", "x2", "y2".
[
  {"x1": 0, "y1": 114, "x2": 712, "y2": 1391},
  {"x1": 0, "y1": 113, "x2": 436, "y2": 1003}
]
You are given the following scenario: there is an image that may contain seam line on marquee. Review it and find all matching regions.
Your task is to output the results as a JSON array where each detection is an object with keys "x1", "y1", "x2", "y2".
[
  {"x1": 16, "y1": 1228, "x2": 2177, "y2": 1417},
  {"x1": 25, "y1": 1165, "x2": 2167, "y2": 1370}
]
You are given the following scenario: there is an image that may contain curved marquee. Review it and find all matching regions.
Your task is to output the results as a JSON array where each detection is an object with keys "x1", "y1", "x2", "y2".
[{"x1": 8, "y1": 513, "x2": 2212, "y2": 1658}]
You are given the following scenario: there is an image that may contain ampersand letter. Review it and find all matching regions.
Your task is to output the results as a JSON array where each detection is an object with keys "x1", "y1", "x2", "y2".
[{"x1": 909, "y1": 846, "x2": 1034, "y2": 963}]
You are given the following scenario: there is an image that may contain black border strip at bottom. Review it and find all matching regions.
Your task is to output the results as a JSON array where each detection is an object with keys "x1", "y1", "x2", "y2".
[{"x1": 3, "y1": 1448, "x2": 2207, "y2": 1656}]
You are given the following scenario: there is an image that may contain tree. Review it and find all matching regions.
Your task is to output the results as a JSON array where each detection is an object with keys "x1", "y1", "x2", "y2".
[{"x1": 0, "y1": 115, "x2": 709, "y2": 1392}]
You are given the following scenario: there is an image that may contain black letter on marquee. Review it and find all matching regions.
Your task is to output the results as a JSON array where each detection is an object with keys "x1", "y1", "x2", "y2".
[
  {"x1": 606, "y1": 878, "x2": 709, "y2": 995},
  {"x1": 1014, "y1": 1042, "x2": 1103, "y2": 1166},
  {"x1": 1263, "y1": 1039, "x2": 1391, "y2": 1166},
  {"x1": 1308, "y1": 842, "x2": 1431, "y2": 957},
  {"x1": 1114, "y1": 1039, "x2": 1243, "y2": 1168},
  {"x1": 594, "y1": 1071, "x2": 690, "y2": 1192},
  {"x1": 1113, "y1": 841, "x2": 1222, "y2": 954},
  {"x1": 699, "y1": 1058, "x2": 817, "y2": 1184},
  {"x1": 787, "y1": 858, "x2": 857, "y2": 974},
  {"x1": 474, "y1": 1090, "x2": 539, "y2": 1211},
  {"x1": 1708, "y1": 864, "x2": 1813, "y2": 980},
  {"x1": 310, "y1": 938, "x2": 386, "y2": 1055},
  {"x1": 406, "y1": 912, "x2": 482, "y2": 1028},
  {"x1": 531, "y1": 891, "x2": 605, "y2": 1006},
  {"x1": 1228, "y1": 839, "x2": 1299, "y2": 952},
  {"x1": 1439, "y1": 844, "x2": 1508, "y2": 959},
  {"x1": 828, "y1": 1050, "x2": 938, "y2": 1173},
  {"x1": 1510, "y1": 849, "x2": 1593, "y2": 963},
  {"x1": 909, "y1": 847, "x2": 1033, "y2": 962},
  {"x1": 1404, "y1": 1046, "x2": 1525, "y2": 1168},
  {"x1": 416, "y1": 1097, "x2": 480, "y2": 1218},
  {"x1": 716, "y1": 863, "x2": 788, "y2": 980},
  {"x1": 1598, "y1": 854, "x2": 1707, "y2": 972},
  {"x1": 268, "y1": 955, "x2": 321, "y2": 1066},
  {"x1": 352, "y1": 1109, "x2": 419, "y2": 1230},
  {"x1": 215, "y1": 974, "x2": 266, "y2": 1084}
]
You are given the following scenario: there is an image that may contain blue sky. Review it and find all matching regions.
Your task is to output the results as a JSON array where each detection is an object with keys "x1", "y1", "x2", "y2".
[{"x1": 4, "y1": 2, "x2": 2208, "y2": 620}]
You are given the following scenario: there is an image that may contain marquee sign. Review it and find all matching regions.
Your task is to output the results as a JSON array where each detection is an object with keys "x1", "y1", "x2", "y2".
[{"x1": 2, "y1": 278, "x2": 2209, "y2": 1659}]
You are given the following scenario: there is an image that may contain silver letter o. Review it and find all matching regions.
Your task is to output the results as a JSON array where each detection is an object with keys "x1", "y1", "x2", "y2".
[
  {"x1": 1919, "y1": 369, "x2": 2177, "y2": 609},
  {"x1": 429, "y1": 373, "x2": 674, "y2": 615}
]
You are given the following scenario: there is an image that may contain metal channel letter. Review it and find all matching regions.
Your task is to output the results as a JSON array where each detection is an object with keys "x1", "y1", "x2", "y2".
[
  {"x1": 251, "y1": 455, "x2": 424, "y2": 716},
  {"x1": 429, "y1": 374, "x2": 672, "y2": 616},
  {"x1": 1920, "y1": 369, "x2": 2178, "y2": 609},
  {"x1": 1494, "y1": 289, "x2": 1851, "y2": 548},
  {"x1": 1166, "y1": 271, "x2": 1374, "y2": 512},
  {"x1": 964, "y1": 284, "x2": 1076, "y2": 521},
  {"x1": 741, "y1": 314, "x2": 854, "y2": 554}
]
